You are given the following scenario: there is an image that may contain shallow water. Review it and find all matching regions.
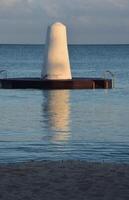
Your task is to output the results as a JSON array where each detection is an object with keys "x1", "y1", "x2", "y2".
[{"x1": 0, "y1": 44, "x2": 129, "y2": 163}]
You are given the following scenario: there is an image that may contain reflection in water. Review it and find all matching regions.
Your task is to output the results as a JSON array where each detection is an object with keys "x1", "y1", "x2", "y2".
[{"x1": 42, "y1": 90, "x2": 71, "y2": 142}]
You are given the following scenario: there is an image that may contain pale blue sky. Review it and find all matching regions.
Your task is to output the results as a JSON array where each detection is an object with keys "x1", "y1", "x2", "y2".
[{"x1": 0, "y1": 0, "x2": 129, "y2": 44}]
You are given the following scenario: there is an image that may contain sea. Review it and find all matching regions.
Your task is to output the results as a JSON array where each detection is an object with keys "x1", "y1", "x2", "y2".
[{"x1": 0, "y1": 44, "x2": 129, "y2": 163}]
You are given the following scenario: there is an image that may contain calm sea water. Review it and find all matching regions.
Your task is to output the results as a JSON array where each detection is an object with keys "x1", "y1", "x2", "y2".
[{"x1": 0, "y1": 44, "x2": 129, "y2": 163}]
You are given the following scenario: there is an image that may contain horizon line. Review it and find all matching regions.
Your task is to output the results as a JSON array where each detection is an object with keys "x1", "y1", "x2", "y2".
[{"x1": 0, "y1": 43, "x2": 129, "y2": 45}]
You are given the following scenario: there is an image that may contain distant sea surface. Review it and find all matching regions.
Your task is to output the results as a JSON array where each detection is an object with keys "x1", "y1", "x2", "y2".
[{"x1": 0, "y1": 44, "x2": 129, "y2": 163}]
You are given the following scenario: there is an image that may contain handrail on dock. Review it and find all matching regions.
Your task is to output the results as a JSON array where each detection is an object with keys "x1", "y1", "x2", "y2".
[
  {"x1": 103, "y1": 70, "x2": 115, "y2": 88},
  {"x1": 0, "y1": 69, "x2": 7, "y2": 79}
]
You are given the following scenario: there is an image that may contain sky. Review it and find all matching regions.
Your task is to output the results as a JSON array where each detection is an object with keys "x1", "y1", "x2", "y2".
[{"x1": 0, "y1": 0, "x2": 129, "y2": 44}]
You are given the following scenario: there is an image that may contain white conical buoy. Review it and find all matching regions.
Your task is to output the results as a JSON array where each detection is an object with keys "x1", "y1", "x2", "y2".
[{"x1": 41, "y1": 22, "x2": 72, "y2": 80}]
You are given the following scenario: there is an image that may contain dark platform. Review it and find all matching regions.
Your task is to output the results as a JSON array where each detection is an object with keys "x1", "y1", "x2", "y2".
[{"x1": 0, "y1": 77, "x2": 112, "y2": 89}]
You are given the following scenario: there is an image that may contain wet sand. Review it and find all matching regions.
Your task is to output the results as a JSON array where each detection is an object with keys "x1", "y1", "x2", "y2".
[{"x1": 0, "y1": 160, "x2": 129, "y2": 200}]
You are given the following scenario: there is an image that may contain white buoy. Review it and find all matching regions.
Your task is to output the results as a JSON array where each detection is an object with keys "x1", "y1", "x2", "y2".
[{"x1": 41, "y1": 22, "x2": 72, "y2": 80}]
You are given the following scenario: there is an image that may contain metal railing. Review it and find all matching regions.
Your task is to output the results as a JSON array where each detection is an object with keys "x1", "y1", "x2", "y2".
[
  {"x1": 0, "y1": 69, "x2": 7, "y2": 79},
  {"x1": 103, "y1": 70, "x2": 115, "y2": 88}
]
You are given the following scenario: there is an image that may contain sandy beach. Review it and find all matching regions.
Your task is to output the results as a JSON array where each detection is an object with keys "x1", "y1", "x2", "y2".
[{"x1": 0, "y1": 161, "x2": 129, "y2": 200}]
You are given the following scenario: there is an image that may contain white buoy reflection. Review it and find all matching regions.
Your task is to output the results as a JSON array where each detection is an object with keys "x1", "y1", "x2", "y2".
[{"x1": 43, "y1": 90, "x2": 70, "y2": 142}]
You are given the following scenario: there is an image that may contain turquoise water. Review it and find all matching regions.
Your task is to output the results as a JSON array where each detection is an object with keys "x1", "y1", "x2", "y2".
[{"x1": 0, "y1": 44, "x2": 129, "y2": 163}]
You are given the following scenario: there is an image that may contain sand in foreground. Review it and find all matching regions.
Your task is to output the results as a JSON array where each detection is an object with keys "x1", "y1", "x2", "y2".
[{"x1": 0, "y1": 161, "x2": 129, "y2": 200}]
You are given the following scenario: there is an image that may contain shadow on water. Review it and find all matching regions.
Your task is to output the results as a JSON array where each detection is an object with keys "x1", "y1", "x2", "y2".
[{"x1": 42, "y1": 90, "x2": 71, "y2": 142}]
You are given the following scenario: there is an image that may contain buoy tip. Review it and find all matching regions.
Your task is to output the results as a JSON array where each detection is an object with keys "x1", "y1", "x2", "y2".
[{"x1": 51, "y1": 22, "x2": 66, "y2": 28}]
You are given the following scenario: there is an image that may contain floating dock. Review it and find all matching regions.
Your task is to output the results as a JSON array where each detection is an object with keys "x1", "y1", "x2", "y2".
[{"x1": 0, "y1": 77, "x2": 112, "y2": 89}]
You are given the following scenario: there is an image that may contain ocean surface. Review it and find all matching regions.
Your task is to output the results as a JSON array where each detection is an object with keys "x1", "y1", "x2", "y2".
[{"x1": 0, "y1": 44, "x2": 129, "y2": 163}]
